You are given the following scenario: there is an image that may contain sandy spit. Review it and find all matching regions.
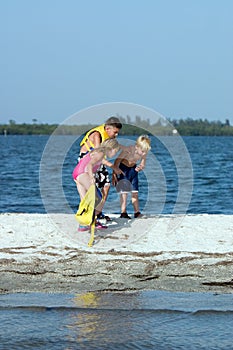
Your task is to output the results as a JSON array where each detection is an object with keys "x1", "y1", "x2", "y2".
[{"x1": 0, "y1": 213, "x2": 232, "y2": 294}]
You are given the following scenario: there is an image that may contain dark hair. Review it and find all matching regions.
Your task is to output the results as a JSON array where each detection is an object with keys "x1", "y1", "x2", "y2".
[{"x1": 105, "y1": 116, "x2": 122, "y2": 129}]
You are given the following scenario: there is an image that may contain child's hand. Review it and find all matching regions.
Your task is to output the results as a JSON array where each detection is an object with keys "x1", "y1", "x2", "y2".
[{"x1": 135, "y1": 164, "x2": 144, "y2": 172}]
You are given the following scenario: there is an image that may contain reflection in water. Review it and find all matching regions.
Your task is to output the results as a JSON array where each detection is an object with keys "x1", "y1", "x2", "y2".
[
  {"x1": 74, "y1": 292, "x2": 100, "y2": 308},
  {"x1": 65, "y1": 292, "x2": 143, "y2": 348},
  {"x1": 66, "y1": 292, "x2": 101, "y2": 345}
]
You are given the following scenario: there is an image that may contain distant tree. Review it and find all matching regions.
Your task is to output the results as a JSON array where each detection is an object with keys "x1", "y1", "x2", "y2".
[
  {"x1": 126, "y1": 115, "x2": 131, "y2": 124},
  {"x1": 117, "y1": 114, "x2": 126, "y2": 124},
  {"x1": 135, "y1": 115, "x2": 141, "y2": 125}
]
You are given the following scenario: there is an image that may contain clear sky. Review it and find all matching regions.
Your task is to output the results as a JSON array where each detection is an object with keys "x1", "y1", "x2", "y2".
[{"x1": 1, "y1": 0, "x2": 233, "y2": 124}]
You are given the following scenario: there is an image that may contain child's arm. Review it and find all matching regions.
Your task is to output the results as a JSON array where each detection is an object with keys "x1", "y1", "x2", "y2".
[
  {"x1": 86, "y1": 151, "x2": 104, "y2": 182},
  {"x1": 113, "y1": 150, "x2": 125, "y2": 168},
  {"x1": 113, "y1": 149, "x2": 128, "y2": 171},
  {"x1": 101, "y1": 157, "x2": 114, "y2": 168},
  {"x1": 112, "y1": 150, "x2": 127, "y2": 185},
  {"x1": 101, "y1": 154, "x2": 124, "y2": 175},
  {"x1": 135, "y1": 154, "x2": 147, "y2": 172}
]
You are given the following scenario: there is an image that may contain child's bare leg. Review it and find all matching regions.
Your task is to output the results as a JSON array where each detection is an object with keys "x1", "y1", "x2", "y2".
[
  {"x1": 95, "y1": 199, "x2": 104, "y2": 215},
  {"x1": 120, "y1": 192, "x2": 128, "y2": 213},
  {"x1": 101, "y1": 184, "x2": 110, "y2": 205},
  {"x1": 76, "y1": 182, "x2": 86, "y2": 200},
  {"x1": 75, "y1": 174, "x2": 93, "y2": 230},
  {"x1": 75, "y1": 173, "x2": 92, "y2": 199},
  {"x1": 132, "y1": 191, "x2": 139, "y2": 213}
]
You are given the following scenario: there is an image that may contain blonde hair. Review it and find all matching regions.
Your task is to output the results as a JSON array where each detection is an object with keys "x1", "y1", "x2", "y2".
[
  {"x1": 93, "y1": 138, "x2": 120, "y2": 154},
  {"x1": 136, "y1": 135, "x2": 151, "y2": 153}
]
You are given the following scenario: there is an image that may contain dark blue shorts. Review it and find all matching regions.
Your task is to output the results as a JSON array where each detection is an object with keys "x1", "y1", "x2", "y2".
[{"x1": 116, "y1": 163, "x2": 139, "y2": 193}]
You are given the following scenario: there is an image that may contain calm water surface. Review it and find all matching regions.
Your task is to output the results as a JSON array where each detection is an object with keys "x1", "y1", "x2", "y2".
[{"x1": 0, "y1": 291, "x2": 233, "y2": 350}]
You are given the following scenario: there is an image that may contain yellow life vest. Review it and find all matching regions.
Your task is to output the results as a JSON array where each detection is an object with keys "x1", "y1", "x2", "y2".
[
  {"x1": 75, "y1": 184, "x2": 102, "y2": 247},
  {"x1": 75, "y1": 184, "x2": 96, "y2": 226},
  {"x1": 80, "y1": 124, "x2": 109, "y2": 151}
]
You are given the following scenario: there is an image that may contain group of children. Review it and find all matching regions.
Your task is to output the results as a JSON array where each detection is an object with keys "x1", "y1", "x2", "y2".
[{"x1": 72, "y1": 117, "x2": 151, "y2": 232}]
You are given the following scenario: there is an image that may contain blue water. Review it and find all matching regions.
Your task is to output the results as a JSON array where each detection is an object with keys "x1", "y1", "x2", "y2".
[
  {"x1": 0, "y1": 135, "x2": 233, "y2": 349},
  {"x1": 0, "y1": 291, "x2": 233, "y2": 350},
  {"x1": 0, "y1": 135, "x2": 232, "y2": 214}
]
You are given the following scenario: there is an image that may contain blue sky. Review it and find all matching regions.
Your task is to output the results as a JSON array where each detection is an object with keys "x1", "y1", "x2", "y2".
[{"x1": 1, "y1": 0, "x2": 233, "y2": 124}]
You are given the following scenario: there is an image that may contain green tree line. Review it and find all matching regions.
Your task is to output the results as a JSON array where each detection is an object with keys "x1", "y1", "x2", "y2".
[
  {"x1": 0, "y1": 117, "x2": 232, "y2": 136},
  {"x1": 170, "y1": 118, "x2": 232, "y2": 136}
]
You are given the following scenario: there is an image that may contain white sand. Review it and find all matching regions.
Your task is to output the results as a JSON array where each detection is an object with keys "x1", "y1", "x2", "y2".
[
  {"x1": 1, "y1": 213, "x2": 233, "y2": 294},
  {"x1": 0, "y1": 213, "x2": 232, "y2": 263}
]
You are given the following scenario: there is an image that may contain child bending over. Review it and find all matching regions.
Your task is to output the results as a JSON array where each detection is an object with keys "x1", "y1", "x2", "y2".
[
  {"x1": 73, "y1": 138, "x2": 120, "y2": 230},
  {"x1": 112, "y1": 135, "x2": 151, "y2": 219}
]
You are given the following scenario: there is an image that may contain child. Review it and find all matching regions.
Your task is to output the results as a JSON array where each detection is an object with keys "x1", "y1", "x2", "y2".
[
  {"x1": 112, "y1": 135, "x2": 151, "y2": 219},
  {"x1": 78, "y1": 117, "x2": 122, "y2": 222},
  {"x1": 73, "y1": 138, "x2": 120, "y2": 231}
]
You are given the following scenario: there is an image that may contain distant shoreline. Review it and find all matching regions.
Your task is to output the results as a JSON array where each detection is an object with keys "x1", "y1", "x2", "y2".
[{"x1": 1, "y1": 117, "x2": 233, "y2": 136}]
